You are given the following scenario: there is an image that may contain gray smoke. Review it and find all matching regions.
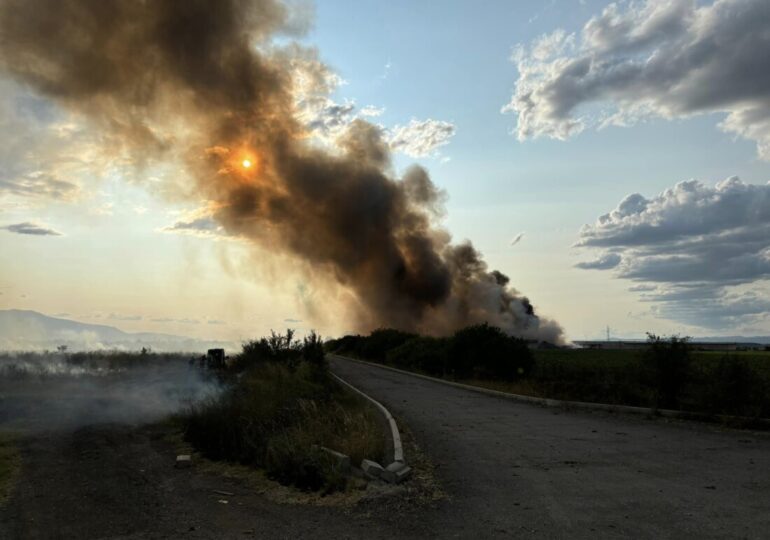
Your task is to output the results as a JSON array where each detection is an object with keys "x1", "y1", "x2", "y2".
[
  {"x1": 0, "y1": 352, "x2": 221, "y2": 433},
  {"x1": 0, "y1": 0, "x2": 563, "y2": 343}
]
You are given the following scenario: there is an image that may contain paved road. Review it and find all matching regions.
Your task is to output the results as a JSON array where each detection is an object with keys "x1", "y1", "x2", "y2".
[{"x1": 330, "y1": 355, "x2": 770, "y2": 539}]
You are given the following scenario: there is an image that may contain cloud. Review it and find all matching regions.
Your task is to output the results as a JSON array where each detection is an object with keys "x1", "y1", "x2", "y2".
[
  {"x1": 504, "y1": 0, "x2": 770, "y2": 159},
  {"x1": 150, "y1": 317, "x2": 202, "y2": 324},
  {"x1": 576, "y1": 176, "x2": 770, "y2": 329},
  {"x1": 359, "y1": 105, "x2": 385, "y2": 117},
  {"x1": 643, "y1": 286, "x2": 770, "y2": 329},
  {"x1": 0, "y1": 172, "x2": 78, "y2": 201},
  {"x1": 108, "y1": 313, "x2": 142, "y2": 321},
  {"x1": 510, "y1": 232, "x2": 525, "y2": 247},
  {"x1": 575, "y1": 252, "x2": 621, "y2": 270},
  {"x1": 304, "y1": 99, "x2": 357, "y2": 137},
  {"x1": 161, "y1": 208, "x2": 225, "y2": 238},
  {"x1": 386, "y1": 118, "x2": 456, "y2": 158},
  {"x1": 576, "y1": 177, "x2": 770, "y2": 284},
  {"x1": 150, "y1": 316, "x2": 214, "y2": 325},
  {"x1": 0, "y1": 80, "x2": 117, "y2": 203},
  {"x1": 284, "y1": 318, "x2": 303, "y2": 323},
  {"x1": 1, "y1": 221, "x2": 61, "y2": 236},
  {"x1": 379, "y1": 60, "x2": 392, "y2": 81},
  {"x1": 628, "y1": 284, "x2": 657, "y2": 292},
  {"x1": 285, "y1": 47, "x2": 454, "y2": 159}
]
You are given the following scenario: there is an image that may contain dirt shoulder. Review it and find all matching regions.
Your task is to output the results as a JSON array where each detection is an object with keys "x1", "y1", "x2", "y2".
[{"x1": 0, "y1": 422, "x2": 438, "y2": 539}]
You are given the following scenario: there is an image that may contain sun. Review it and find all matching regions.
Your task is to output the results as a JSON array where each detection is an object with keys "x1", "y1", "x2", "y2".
[{"x1": 242, "y1": 159, "x2": 252, "y2": 169}]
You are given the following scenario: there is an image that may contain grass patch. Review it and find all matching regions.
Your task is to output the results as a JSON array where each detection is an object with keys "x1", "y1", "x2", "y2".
[
  {"x1": 183, "y1": 332, "x2": 385, "y2": 494},
  {"x1": 0, "y1": 433, "x2": 20, "y2": 505}
]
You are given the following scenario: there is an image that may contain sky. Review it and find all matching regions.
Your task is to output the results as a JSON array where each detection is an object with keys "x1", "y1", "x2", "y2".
[{"x1": 1, "y1": 0, "x2": 769, "y2": 343}]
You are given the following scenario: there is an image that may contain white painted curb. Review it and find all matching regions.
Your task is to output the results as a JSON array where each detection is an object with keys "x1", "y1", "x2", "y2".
[
  {"x1": 329, "y1": 367, "x2": 407, "y2": 479},
  {"x1": 333, "y1": 355, "x2": 770, "y2": 429}
]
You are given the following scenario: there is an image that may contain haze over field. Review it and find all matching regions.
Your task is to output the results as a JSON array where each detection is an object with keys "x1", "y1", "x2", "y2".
[
  {"x1": 0, "y1": 309, "x2": 235, "y2": 352},
  {"x1": 0, "y1": 0, "x2": 769, "y2": 341}
]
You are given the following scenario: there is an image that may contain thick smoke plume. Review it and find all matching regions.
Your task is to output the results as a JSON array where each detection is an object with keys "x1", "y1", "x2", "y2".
[{"x1": 0, "y1": 0, "x2": 562, "y2": 342}]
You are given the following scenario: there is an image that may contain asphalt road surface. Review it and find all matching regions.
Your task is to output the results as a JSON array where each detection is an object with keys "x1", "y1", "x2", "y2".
[{"x1": 330, "y1": 355, "x2": 770, "y2": 539}]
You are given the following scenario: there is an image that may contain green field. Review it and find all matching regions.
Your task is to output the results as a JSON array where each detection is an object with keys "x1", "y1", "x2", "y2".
[{"x1": 482, "y1": 348, "x2": 770, "y2": 419}]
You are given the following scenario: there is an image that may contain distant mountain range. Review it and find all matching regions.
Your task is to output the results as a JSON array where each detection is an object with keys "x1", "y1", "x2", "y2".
[{"x1": 0, "y1": 310, "x2": 235, "y2": 352}]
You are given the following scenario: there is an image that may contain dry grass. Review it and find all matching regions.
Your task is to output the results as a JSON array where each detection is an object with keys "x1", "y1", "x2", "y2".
[
  {"x1": 183, "y1": 361, "x2": 385, "y2": 493},
  {"x1": 0, "y1": 432, "x2": 20, "y2": 505}
]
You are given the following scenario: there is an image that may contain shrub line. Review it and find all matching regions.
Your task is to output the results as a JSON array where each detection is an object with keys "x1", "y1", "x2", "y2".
[
  {"x1": 328, "y1": 367, "x2": 405, "y2": 465},
  {"x1": 334, "y1": 354, "x2": 770, "y2": 429}
]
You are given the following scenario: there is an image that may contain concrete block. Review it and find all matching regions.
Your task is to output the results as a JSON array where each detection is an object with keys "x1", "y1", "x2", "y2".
[
  {"x1": 319, "y1": 446, "x2": 351, "y2": 472},
  {"x1": 381, "y1": 461, "x2": 412, "y2": 484},
  {"x1": 361, "y1": 459, "x2": 385, "y2": 479},
  {"x1": 175, "y1": 454, "x2": 192, "y2": 469},
  {"x1": 391, "y1": 465, "x2": 412, "y2": 484}
]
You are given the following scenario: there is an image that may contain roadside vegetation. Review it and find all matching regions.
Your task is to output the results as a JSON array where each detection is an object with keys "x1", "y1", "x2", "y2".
[
  {"x1": 327, "y1": 328, "x2": 770, "y2": 423},
  {"x1": 182, "y1": 331, "x2": 385, "y2": 494},
  {"x1": 329, "y1": 325, "x2": 533, "y2": 381}
]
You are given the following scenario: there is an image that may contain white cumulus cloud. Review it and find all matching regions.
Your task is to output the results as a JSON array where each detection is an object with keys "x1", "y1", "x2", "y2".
[
  {"x1": 504, "y1": 0, "x2": 770, "y2": 159},
  {"x1": 575, "y1": 176, "x2": 770, "y2": 329}
]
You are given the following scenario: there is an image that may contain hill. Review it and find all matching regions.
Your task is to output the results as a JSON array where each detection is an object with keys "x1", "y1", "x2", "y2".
[{"x1": 0, "y1": 310, "x2": 234, "y2": 352}]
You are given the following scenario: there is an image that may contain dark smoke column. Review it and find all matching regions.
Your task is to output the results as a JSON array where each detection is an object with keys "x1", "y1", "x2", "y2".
[{"x1": 0, "y1": 0, "x2": 563, "y2": 343}]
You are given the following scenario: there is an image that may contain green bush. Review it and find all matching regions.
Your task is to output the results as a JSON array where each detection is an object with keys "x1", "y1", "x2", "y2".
[
  {"x1": 387, "y1": 336, "x2": 449, "y2": 376},
  {"x1": 233, "y1": 330, "x2": 301, "y2": 372},
  {"x1": 324, "y1": 334, "x2": 365, "y2": 356},
  {"x1": 360, "y1": 328, "x2": 417, "y2": 362},
  {"x1": 695, "y1": 356, "x2": 769, "y2": 418},
  {"x1": 335, "y1": 324, "x2": 532, "y2": 382},
  {"x1": 448, "y1": 324, "x2": 532, "y2": 380},
  {"x1": 642, "y1": 334, "x2": 691, "y2": 409}
]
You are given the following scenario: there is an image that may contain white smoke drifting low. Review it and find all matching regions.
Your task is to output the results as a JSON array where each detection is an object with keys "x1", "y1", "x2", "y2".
[{"x1": 0, "y1": 352, "x2": 222, "y2": 433}]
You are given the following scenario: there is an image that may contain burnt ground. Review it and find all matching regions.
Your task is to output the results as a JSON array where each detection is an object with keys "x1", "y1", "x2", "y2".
[{"x1": 1, "y1": 357, "x2": 769, "y2": 539}]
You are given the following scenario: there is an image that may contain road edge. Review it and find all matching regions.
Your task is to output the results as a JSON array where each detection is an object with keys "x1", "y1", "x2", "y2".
[
  {"x1": 329, "y1": 365, "x2": 411, "y2": 483},
  {"x1": 332, "y1": 354, "x2": 770, "y2": 429}
]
